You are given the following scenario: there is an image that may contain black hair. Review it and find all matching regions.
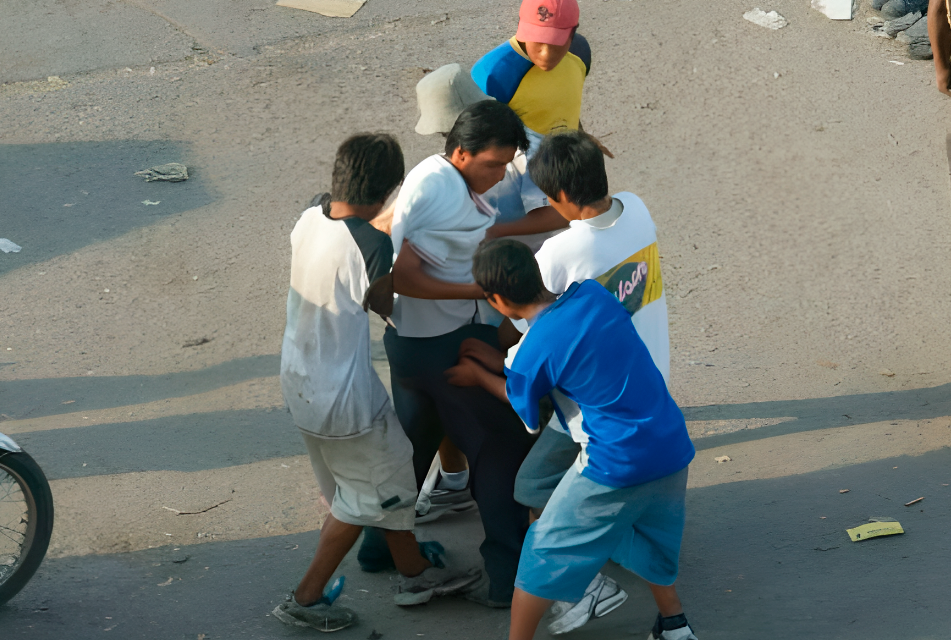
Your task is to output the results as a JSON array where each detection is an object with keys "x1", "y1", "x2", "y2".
[
  {"x1": 472, "y1": 239, "x2": 547, "y2": 305},
  {"x1": 331, "y1": 133, "x2": 404, "y2": 205},
  {"x1": 445, "y1": 101, "x2": 530, "y2": 157},
  {"x1": 527, "y1": 131, "x2": 608, "y2": 207}
]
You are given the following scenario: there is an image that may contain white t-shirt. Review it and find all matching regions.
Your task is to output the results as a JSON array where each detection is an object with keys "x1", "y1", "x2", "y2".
[
  {"x1": 390, "y1": 154, "x2": 496, "y2": 338},
  {"x1": 507, "y1": 191, "x2": 671, "y2": 445},
  {"x1": 532, "y1": 191, "x2": 670, "y2": 383},
  {"x1": 280, "y1": 206, "x2": 392, "y2": 439}
]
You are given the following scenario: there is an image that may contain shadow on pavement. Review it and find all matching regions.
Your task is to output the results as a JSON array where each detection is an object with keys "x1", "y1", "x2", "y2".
[
  {"x1": 0, "y1": 354, "x2": 279, "y2": 421},
  {"x1": 0, "y1": 140, "x2": 213, "y2": 276},
  {"x1": 685, "y1": 383, "x2": 951, "y2": 451},
  {"x1": 14, "y1": 408, "x2": 298, "y2": 481},
  {"x1": 1, "y1": 449, "x2": 948, "y2": 639}
]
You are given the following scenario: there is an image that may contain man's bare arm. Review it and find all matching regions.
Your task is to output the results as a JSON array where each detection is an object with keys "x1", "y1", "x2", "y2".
[
  {"x1": 484, "y1": 206, "x2": 568, "y2": 240},
  {"x1": 392, "y1": 241, "x2": 484, "y2": 300},
  {"x1": 929, "y1": 0, "x2": 951, "y2": 96},
  {"x1": 497, "y1": 318, "x2": 523, "y2": 352}
]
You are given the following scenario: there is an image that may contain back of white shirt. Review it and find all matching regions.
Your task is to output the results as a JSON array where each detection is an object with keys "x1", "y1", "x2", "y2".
[
  {"x1": 390, "y1": 155, "x2": 495, "y2": 338},
  {"x1": 533, "y1": 191, "x2": 670, "y2": 384}
]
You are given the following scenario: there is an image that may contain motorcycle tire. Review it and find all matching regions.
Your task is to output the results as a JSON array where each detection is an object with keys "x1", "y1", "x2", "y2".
[{"x1": 0, "y1": 451, "x2": 54, "y2": 607}]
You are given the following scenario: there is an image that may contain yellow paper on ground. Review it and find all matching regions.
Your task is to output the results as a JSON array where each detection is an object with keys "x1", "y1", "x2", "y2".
[
  {"x1": 847, "y1": 521, "x2": 904, "y2": 542},
  {"x1": 275, "y1": 0, "x2": 366, "y2": 18}
]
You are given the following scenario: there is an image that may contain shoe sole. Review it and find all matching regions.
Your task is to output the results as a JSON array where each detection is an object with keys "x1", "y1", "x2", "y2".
[
  {"x1": 394, "y1": 571, "x2": 483, "y2": 607},
  {"x1": 271, "y1": 605, "x2": 354, "y2": 633},
  {"x1": 415, "y1": 500, "x2": 478, "y2": 524}
]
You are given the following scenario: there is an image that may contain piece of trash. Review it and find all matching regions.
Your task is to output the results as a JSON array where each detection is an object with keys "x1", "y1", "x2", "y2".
[
  {"x1": 163, "y1": 498, "x2": 232, "y2": 515},
  {"x1": 192, "y1": 275, "x2": 198, "y2": 280},
  {"x1": 820, "y1": 516, "x2": 827, "y2": 519},
  {"x1": 839, "y1": 489, "x2": 850, "y2": 494},
  {"x1": 880, "y1": 368, "x2": 895, "y2": 377},
  {"x1": 368, "y1": 631, "x2": 383, "y2": 640},
  {"x1": 715, "y1": 455, "x2": 732, "y2": 464},
  {"x1": 158, "y1": 577, "x2": 174, "y2": 587},
  {"x1": 904, "y1": 497, "x2": 924, "y2": 506},
  {"x1": 889, "y1": 60, "x2": 905, "y2": 65},
  {"x1": 63, "y1": 203, "x2": 75, "y2": 207},
  {"x1": 743, "y1": 8, "x2": 788, "y2": 30},
  {"x1": 869, "y1": 516, "x2": 898, "y2": 523},
  {"x1": 134, "y1": 162, "x2": 189, "y2": 182},
  {"x1": 0, "y1": 239, "x2": 22, "y2": 253},
  {"x1": 431, "y1": 13, "x2": 449, "y2": 25},
  {"x1": 182, "y1": 337, "x2": 212, "y2": 348},
  {"x1": 817, "y1": 359, "x2": 838, "y2": 369},
  {"x1": 142, "y1": 200, "x2": 161, "y2": 206},
  {"x1": 847, "y1": 521, "x2": 903, "y2": 541},
  {"x1": 811, "y1": 0, "x2": 852, "y2": 20},
  {"x1": 275, "y1": 0, "x2": 366, "y2": 18},
  {"x1": 150, "y1": 67, "x2": 156, "y2": 75},
  {"x1": 62, "y1": 400, "x2": 75, "y2": 404},
  {"x1": 814, "y1": 545, "x2": 839, "y2": 551}
]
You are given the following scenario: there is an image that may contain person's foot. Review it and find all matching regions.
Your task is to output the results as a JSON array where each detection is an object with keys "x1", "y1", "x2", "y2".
[
  {"x1": 271, "y1": 598, "x2": 356, "y2": 633},
  {"x1": 647, "y1": 613, "x2": 698, "y2": 640},
  {"x1": 415, "y1": 486, "x2": 477, "y2": 524},
  {"x1": 394, "y1": 566, "x2": 483, "y2": 606},
  {"x1": 461, "y1": 574, "x2": 512, "y2": 609},
  {"x1": 547, "y1": 573, "x2": 628, "y2": 635}
]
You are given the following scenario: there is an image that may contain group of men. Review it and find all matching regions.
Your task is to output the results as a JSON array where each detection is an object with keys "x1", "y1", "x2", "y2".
[{"x1": 274, "y1": 1, "x2": 700, "y2": 638}]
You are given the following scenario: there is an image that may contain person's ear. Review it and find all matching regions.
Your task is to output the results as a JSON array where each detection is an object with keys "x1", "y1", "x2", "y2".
[
  {"x1": 450, "y1": 147, "x2": 467, "y2": 165},
  {"x1": 552, "y1": 190, "x2": 568, "y2": 204}
]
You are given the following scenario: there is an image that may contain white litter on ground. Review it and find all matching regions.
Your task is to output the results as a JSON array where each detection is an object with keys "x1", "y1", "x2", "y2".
[
  {"x1": 812, "y1": 0, "x2": 853, "y2": 20},
  {"x1": 0, "y1": 239, "x2": 22, "y2": 253},
  {"x1": 743, "y1": 8, "x2": 788, "y2": 29},
  {"x1": 275, "y1": 0, "x2": 365, "y2": 18}
]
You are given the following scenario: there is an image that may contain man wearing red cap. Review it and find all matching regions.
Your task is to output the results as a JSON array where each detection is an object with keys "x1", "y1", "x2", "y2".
[
  {"x1": 470, "y1": 0, "x2": 591, "y2": 243},
  {"x1": 472, "y1": 0, "x2": 589, "y2": 144}
]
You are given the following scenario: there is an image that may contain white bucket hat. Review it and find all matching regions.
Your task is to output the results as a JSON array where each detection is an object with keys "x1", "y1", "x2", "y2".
[{"x1": 415, "y1": 64, "x2": 494, "y2": 135}]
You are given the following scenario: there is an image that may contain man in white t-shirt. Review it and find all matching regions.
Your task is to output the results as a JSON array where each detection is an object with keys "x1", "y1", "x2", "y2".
[
  {"x1": 460, "y1": 131, "x2": 673, "y2": 634},
  {"x1": 366, "y1": 101, "x2": 538, "y2": 608}
]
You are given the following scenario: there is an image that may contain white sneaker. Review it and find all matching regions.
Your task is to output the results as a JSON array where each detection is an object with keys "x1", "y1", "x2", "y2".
[
  {"x1": 394, "y1": 566, "x2": 482, "y2": 606},
  {"x1": 647, "y1": 613, "x2": 698, "y2": 640},
  {"x1": 547, "y1": 573, "x2": 628, "y2": 635}
]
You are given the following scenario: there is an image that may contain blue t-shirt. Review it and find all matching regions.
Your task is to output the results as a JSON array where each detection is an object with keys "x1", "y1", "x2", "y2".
[{"x1": 505, "y1": 281, "x2": 695, "y2": 488}]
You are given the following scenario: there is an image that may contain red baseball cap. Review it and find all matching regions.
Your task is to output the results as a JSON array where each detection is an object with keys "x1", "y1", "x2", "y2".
[{"x1": 515, "y1": 0, "x2": 579, "y2": 46}]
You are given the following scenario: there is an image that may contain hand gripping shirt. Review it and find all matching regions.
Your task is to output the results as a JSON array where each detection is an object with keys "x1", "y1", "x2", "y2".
[
  {"x1": 280, "y1": 205, "x2": 394, "y2": 439},
  {"x1": 505, "y1": 281, "x2": 695, "y2": 488},
  {"x1": 471, "y1": 35, "x2": 591, "y2": 137}
]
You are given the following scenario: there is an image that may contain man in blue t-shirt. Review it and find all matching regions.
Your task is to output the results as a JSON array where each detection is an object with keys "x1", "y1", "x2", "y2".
[{"x1": 445, "y1": 239, "x2": 699, "y2": 640}]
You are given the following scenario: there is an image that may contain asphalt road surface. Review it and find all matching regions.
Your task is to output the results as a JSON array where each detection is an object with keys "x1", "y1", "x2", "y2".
[{"x1": 1, "y1": 0, "x2": 950, "y2": 638}]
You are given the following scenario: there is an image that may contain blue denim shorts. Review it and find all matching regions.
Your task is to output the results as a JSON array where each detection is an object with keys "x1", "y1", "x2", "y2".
[{"x1": 515, "y1": 465, "x2": 688, "y2": 602}]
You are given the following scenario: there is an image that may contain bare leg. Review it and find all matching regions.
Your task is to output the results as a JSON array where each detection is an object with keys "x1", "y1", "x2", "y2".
[
  {"x1": 509, "y1": 588, "x2": 553, "y2": 640},
  {"x1": 438, "y1": 437, "x2": 468, "y2": 474},
  {"x1": 384, "y1": 529, "x2": 432, "y2": 577},
  {"x1": 649, "y1": 583, "x2": 684, "y2": 618},
  {"x1": 929, "y1": 0, "x2": 951, "y2": 95},
  {"x1": 294, "y1": 515, "x2": 363, "y2": 606}
]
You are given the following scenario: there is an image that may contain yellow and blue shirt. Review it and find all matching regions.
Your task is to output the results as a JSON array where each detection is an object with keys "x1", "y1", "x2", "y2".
[{"x1": 471, "y1": 35, "x2": 591, "y2": 137}]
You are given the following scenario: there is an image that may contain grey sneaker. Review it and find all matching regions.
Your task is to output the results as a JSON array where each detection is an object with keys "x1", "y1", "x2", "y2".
[
  {"x1": 416, "y1": 487, "x2": 477, "y2": 524},
  {"x1": 548, "y1": 573, "x2": 628, "y2": 635},
  {"x1": 271, "y1": 598, "x2": 356, "y2": 632},
  {"x1": 461, "y1": 574, "x2": 512, "y2": 609},
  {"x1": 394, "y1": 566, "x2": 482, "y2": 606}
]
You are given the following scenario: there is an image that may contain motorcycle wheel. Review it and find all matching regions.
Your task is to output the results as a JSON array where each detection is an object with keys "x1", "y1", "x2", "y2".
[{"x1": 0, "y1": 451, "x2": 54, "y2": 606}]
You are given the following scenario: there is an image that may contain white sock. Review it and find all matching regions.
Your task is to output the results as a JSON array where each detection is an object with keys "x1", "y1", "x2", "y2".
[{"x1": 439, "y1": 468, "x2": 468, "y2": 491}]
